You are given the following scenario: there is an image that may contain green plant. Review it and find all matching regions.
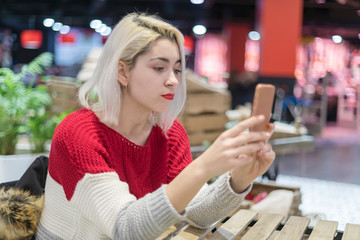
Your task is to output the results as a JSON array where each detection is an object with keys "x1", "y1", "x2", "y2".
[
  {"x1": 0, "y1": 52, "x2": 53, "y2": 155},
  {"x1": 26, "y1": 108, "x2": 71, "y2": 153}
]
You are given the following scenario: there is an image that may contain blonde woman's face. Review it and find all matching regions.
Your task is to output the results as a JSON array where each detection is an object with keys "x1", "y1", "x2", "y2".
[{"x1": 126, "y1": 38, "x2": 181, "y2": 114}]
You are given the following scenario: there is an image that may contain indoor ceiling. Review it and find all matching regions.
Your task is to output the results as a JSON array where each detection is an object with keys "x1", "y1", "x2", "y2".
[{"x1": 1, "y1": 0, "x2": 360, "y2": 41}]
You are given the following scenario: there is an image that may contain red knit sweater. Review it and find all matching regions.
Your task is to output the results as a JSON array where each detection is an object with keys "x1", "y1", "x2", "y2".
[{"x1": 49, "y1": 108, "x2": 192, "y2": 200}]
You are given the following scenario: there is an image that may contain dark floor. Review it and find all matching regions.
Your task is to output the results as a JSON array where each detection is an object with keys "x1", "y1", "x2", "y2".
[{"x1": 276, "y1": 124, "x2": 360, "y2": 185}]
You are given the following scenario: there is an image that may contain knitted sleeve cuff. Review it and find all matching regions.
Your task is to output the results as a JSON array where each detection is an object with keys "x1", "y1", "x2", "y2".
[
  {"x1": 224, "y1": 171, "x2": 253, "y2": 197},
  {"x1": 147, "y1": 185, "x2": 187, "y2": 230},
  {"x1": 185, "y1": 172, "x2": 252, "y2": 228},
  {"x1": 113, "y1": 184, "x2": 186, "y2": 239}
]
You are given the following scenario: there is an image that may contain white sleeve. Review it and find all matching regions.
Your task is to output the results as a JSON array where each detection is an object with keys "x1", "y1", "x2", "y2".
[
  {"x1": 185, "y1": 172, "x2": 252, "y2": 228},
  {"x1": 71, "y1": 172, "x2": 186, "y2": 240}
]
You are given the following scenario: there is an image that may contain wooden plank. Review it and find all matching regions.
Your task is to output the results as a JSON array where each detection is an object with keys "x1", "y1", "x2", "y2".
[
  {"x1": 185, "y1": 70, "x2": 228, "y2": 94},
  {"x1": 48, "y1": 85, "x2": 78, "y2": 98},
  {"x1": 187, "y1": 131, "x2": 222, "y2": 146},
  {"x1": 308, "y1": 220, "x2": 338, "y2": 240},
  {"x1": 156, "y1": 222, "x2": 189, "y2": 240},
  {"x1": 268, "y1": 231, "x2": 280, "y2": 240},
  {"x1": 241, "y1": 213, "x2": 284, "y2": 240},
  {"x1": 171, "y1": 226, "x2": 211, "y2": 240},
  {"x1": 171, "y1": 220, "x2": 220, "y2": 240},
  {"x1": 342, "y1": 223, "x2": 360, "y2": 240},
  {"x1": 275, "y1": 216, "x2": 310, "y2": 240},
  {"x1": 208, "y1": 210, "x2": 257, "y2": 240},
  {"x1": 269, "y1": 135, "x2": 315, "y2": 155},
  {"x1": 182, "y1": 113, "x2": 227, "y2": 132},
  {"x1": 184, "y1": 93, "x2": 230, "y2": 115}
]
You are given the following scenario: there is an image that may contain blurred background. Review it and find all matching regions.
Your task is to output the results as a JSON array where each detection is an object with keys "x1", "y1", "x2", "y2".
[{"x1": 1, "y1": 0, "x2": 360, "y2": 233}]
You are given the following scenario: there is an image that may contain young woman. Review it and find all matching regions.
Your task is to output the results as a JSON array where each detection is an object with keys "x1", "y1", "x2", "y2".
[{"x1": 36, "y1": 13, "x2": 275, "y2": 240}]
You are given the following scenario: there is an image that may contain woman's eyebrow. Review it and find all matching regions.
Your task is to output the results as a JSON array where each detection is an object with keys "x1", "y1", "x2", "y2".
[{"x1": 150, "y1": 57, "x2": 181, "y2": 64}]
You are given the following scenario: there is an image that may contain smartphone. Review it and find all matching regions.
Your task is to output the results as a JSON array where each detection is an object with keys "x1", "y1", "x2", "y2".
[{"x1": 250, "y1": 84, "x2": 276, "y2": 132}]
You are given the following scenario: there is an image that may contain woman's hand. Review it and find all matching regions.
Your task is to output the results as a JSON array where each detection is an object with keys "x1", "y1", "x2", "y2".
[
  {"x1": 166, "y1": 115, "x2": 275, "y2": 213},
  {"x1": 193, "y1": 115, "x2": 273, "y2": 182},
  {"x1": 229, "y1": 123, "x2": 275, "y2": 193}
]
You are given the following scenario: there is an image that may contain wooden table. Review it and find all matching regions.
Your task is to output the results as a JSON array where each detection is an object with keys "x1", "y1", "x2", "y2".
[
  {"x1": 266, "y1": 135, "x2": 315, "y2": 180},
  {"x1": 269, "y1": 135, "x2": 315, "y2": 155},
  {"x1": 191, "y1": 135, "x2": 315, "y2": 180},
  {"x1": 191, "y1": 135, "x2": 315, "y2": 158},
  {"x1": 158, "y1": 209, "x2": 360, "y2": 240}
]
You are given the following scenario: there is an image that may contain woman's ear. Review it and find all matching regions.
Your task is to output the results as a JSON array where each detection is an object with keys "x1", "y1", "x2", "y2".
[{"x1": 117, "y1": 60, "x2": 129, "y2": 87}]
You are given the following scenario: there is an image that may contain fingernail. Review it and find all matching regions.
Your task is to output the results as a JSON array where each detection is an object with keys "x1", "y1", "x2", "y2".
[
  {"x1": 258, "y1": 115, "x2": 264, "y2": 120},
  {"x1": 266, "y1": 133, "x2": 271, "y2": 137}
]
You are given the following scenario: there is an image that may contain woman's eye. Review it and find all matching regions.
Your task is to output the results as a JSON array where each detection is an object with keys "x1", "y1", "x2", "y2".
[
  {"x1": 174, "y1": 69, "x2": 182, "y2": 75},
  {"x1": 154, "y1": 67, "x2": 164, "y2": 71}
]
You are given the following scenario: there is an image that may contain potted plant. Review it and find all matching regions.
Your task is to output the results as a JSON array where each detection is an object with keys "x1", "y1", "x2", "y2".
[
  {"x1": 0, "y1": 52, "x2": 53, "y2": 155},
  {"x1": 0, "y1": 52, "x2": 57, "y2": 183},
  {"x1": 26, "y1": 107, "x2": 70, "y2": 153}
]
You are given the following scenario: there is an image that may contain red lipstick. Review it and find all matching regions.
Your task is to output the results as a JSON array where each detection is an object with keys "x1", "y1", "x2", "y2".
[{"x1": 161, "y1": 93, "x2": 174, "y2": 100}]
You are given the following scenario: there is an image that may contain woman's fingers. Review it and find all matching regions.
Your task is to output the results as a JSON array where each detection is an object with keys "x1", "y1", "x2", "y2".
[
  {"x1": 237, "y1": 131, "x2": 270, "y2": 145},
  {"x1": 224, "y1": 115, "x2": 265, "y2": 138},
  {"x1": 258, "y1": 144, "x2": 275, "y2": 158},
  {"x1": 267, "y1": 123, "x2": 275, "y2": 133},
  {"x1": 223, "y1": 131, "x2": 270, "y2": 150},
  {"x1": 224, "y1": 141, "x2": 265, "y2": 160}
]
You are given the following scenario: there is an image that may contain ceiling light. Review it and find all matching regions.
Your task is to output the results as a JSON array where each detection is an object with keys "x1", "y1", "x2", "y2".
[
  {"x1": 100, "y1": 27, "x2": 112, "y2": 36},
  {"x1": 52, "y1": 22, "x2": 63, "y2": 31},
  {"x1": 332, "y1": 35, "x2": 342, "y2": 43},
  {"x1": 60, "y1": 25, "x2": 70, "y2": 34},
  {"x1": 190, "y1": 0, "x2": 204, "y2": 4},
  {"x1": 248, "y1": 31, "x2": 260, "y2": 41},
  {"x1": 95, "y1": 24, "x2": 107, "y2": 33},
  {"x1": 90, "y1": 19, "x2": 102, "y2": 29},
  {"x1": 192, "y1": 25, "x2": 207, "y2": 35},
  {"x1": 43, "y1": 18, "x2": 55, "y2": 27}
]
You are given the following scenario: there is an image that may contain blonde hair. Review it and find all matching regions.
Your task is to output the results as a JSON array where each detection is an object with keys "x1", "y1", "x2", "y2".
[{"x1": 78, "y1": 13, "x2": 186, "y2": 134}]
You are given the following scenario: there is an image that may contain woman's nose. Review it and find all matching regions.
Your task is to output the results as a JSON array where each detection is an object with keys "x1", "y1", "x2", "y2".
[{"x1": 165, "y1": 71, "x2": 179, "y2": 87}]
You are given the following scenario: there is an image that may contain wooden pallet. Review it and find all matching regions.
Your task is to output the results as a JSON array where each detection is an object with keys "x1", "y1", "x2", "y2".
[
  {"x1": 157, "y1": 209, "x2": 360, "y2": 240},
  {"x1": 47, "y1": 77, "x2": 81, "y2": 115}
]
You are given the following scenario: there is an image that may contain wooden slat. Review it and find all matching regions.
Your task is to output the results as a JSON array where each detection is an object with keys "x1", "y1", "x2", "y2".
[
  {"x1": 171, "y1": 226, "x2": 212, "y2": 240},
  {"x1": 308, "y1": 220, "x2": 338, "y2": 240},
  {"x1": 208, "y1": 210, "x2": 257, "y2": 240},
  {"x1": 156, "y1": 222, "x2": 188, "y2": 240},
  {"x1": 241, "y1": 213, "x2": 284, "y2": 240},
  {"x1": 268, "y1": 230, "x2": 280, "y2": 240},
  {"x1": 171, "y1": 220, "x2": 220, "y2": 240},
  {"x1": 275, "y1": 216, "x2": 310, "y2": 240},
  {"x1": 187, "y1": 130, "x2": 222, "y2": 146},
  {"x1": 184, "y1": 93, "x2": 230, "y2": 115},
  {"x1": 342, "y1": 223, "x2": 360, "y2": 240}
]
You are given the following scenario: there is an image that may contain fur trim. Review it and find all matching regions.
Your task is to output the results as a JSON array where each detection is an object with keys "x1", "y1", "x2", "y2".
[{"x1": 0, "y1": 187, "x2": 44, "y2": 240}]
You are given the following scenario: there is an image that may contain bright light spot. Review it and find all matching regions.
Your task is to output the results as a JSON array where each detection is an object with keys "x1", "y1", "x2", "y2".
[
  {"x1": 332, "y1": 35, "x2": 342, "y2": 43},
  {"x1": 190, "y1": 0, "x2": 204, "y2": 4},
  {"x1": 43, "y1": 18, "x2": 54, "y2": 27},
  {"x1": 248, "y1": 31, "x2": 260, "y2": 41},
  {"x1": 100, "y1": 27, "x2": 112, "y2": 36},
  {"x1": 90, "y1": 19, "x2": 102, "y2": 29},
  {"x1": 357, "y1": 10, "x2": 360, "y2": 16},
  {"x1": 192, "y1": 25, "x2": 207, "y2": 35},
  {"x1": 52, "y1": 22, "x2": 63, "y2": 31},
  {"x1": 358, "y1": 33, "x2": 360, "y2": 39},
  {"x1": 60, "y1": 25, "x2": 70, "y2": 34},
  {"x1": 95, "y1": 23, "x2": 107, "y2": 33}
]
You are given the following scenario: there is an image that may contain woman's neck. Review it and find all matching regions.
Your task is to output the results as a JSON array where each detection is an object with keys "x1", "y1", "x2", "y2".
[
  {"x1": 96, "y1": 101, "x2": 153, "y2": 146},
  {"x1": 117, "y1": 109, "x2": 153, "y2": 145}
]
